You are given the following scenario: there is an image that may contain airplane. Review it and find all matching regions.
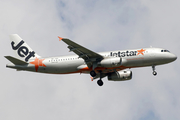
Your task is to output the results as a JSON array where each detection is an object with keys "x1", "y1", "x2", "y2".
[{"x1": 5, "y1": 34, "x2": 177, "y2": 86}]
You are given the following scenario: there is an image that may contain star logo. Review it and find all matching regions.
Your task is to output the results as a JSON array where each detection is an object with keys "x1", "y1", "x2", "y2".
[
  {"x1": 29, "y1": 57, "x2": 46, "y2": 72},
  {"x1": 58, "y1": 36, "x2": 63, "y2": 41},
  {"x1": 137, "y1": 49, "x2": 146, "y2": 55}
]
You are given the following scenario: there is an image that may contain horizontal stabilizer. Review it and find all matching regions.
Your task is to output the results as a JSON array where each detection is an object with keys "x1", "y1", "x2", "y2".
[
  {"x1": 9, "y1": 34, "x2": 40, "y2": 62},
  {"x1": 4, "y1": 56, "x2": 28, "y2": 65}
]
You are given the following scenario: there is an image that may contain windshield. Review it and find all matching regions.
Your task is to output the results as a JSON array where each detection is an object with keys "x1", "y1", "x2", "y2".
[{"x1": 161, "y1": 49, "x2": 170, "y2": 52}]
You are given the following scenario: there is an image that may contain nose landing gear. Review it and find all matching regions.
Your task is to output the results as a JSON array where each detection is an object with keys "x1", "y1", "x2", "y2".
[
  {"x1": 153, "y1": 71, "x2": 157, "y2": 76},
  {"x1": 152, "y1": 65, "x2": 157, "y2": 76}
]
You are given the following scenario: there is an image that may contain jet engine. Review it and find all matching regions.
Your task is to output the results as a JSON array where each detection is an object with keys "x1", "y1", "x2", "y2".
[
  {"x1": 108, "y1": 70, "x2": 132, "y2": 81},
  {"x1": 99, "y1": 57, "x2": 122, "y2": 68}
]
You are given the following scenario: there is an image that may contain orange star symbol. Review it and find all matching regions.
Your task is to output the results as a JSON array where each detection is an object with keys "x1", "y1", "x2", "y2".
[
  {"x1": 137, "y1": 49, "x2": 146, "y2": 55},
  {"x1": 58, "y1": 36, "x2": 63, "y2": 41},
  {"x1": 29, "y1": 57, "x2": 46, "y2": 72}
]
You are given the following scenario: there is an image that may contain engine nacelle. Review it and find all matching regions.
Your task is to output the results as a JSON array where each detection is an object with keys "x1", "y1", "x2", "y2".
[
  {"x1": 99, "y1": 57, "x2": 121, "y2": 68},
  {"x1": 108, "y1": 70, "x2": 132, "y2": 81}
]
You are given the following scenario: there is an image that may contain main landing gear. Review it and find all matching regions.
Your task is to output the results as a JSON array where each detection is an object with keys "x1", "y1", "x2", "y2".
[
  {"x1": 152, "y1": 65, "x2": 157, "y2": 76},
  {"x1": 97, "y1": 79, "x2": 103, "y2": 86},
  {"x1": 90, "y1": 70, "x2": 96, "y2": 77},
  {"x1": 90, "y1": 70, "x2": 104, "y2": 86}
]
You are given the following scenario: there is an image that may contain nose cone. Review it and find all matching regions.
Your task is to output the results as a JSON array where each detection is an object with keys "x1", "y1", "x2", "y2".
[{"x1": 169, "y1": 54, "x2": 177, "y2": 62}]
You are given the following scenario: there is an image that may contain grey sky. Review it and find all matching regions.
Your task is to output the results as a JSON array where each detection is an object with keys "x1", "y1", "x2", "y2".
[{"x1": 0, "y1": 0, "x2": 180, "y2": 120}]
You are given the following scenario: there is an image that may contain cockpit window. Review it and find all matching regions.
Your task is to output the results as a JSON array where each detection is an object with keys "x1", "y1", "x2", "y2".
[{"x1": 161, "y1": 50, "x2": 170, "y2": 52}]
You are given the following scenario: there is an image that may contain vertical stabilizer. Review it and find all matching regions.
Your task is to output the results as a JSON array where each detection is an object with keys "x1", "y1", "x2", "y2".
[{"x1": 10, "y1": 34, "x2": 41, "y2": 62}]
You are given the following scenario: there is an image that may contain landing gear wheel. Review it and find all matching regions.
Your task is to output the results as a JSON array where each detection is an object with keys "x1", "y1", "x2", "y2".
[
  {"x1": 153, "y1": 71, "x2": 157, "y2": 76},
  {"x1": 152, "y1": 65, "x2": 157, "y2": 76},
  {"x1": 90, "y1": 70, "x2": 96, "y2": 77},
  {"x1": 97, "y1": 79, "x2": 103, "y2": 86}
]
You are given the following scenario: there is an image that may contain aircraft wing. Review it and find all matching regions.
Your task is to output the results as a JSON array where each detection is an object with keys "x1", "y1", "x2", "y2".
[{"x1": 59, "y1": 37, "x2": 104, "y2": 67}]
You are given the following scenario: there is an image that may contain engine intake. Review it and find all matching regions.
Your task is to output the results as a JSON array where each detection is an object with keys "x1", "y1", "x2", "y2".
[{"x1": 108, "y1": 70, "x2": 132, "y2": 81}]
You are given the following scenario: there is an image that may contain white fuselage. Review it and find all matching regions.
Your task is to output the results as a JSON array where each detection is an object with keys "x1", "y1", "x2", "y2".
[{"x1": 7, "y1": 47, "x2": 177, "y2": 74}]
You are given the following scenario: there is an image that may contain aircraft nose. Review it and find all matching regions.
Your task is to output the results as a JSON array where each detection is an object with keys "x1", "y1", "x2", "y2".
[{"x1": 170, "y1": 54, "x2": 177, "y2": 61}]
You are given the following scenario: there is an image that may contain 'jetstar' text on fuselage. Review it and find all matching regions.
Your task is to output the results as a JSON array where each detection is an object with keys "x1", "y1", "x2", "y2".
[{"x1": 110, "y1": 51, "x2": 138, "y2": 57}]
